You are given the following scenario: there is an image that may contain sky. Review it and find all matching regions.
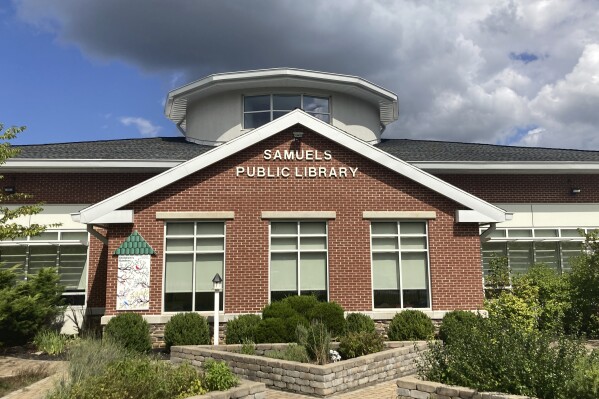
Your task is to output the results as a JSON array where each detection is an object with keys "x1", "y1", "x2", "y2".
[{"x1": 2, "y1": 0, "x2": 599, "y2": 150}]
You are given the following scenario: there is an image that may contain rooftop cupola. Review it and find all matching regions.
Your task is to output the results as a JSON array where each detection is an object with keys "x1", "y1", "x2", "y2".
[{"x1": 164, "y1": 68, "x2": 398, "y2": 146}]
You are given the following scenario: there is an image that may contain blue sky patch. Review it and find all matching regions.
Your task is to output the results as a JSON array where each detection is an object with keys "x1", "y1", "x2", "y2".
[{"x1": 509, "y1": 51, "x2": 539, "y2": 64}]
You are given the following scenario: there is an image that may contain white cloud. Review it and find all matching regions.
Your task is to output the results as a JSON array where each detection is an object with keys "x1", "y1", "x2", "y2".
[
  {"x1": 511, "y1": 127, "x2": 544, "y2": 147},
  {"x1": 119, "y1": 116, "x2": 161, "y2": 137},
  {"x1": 13, "y1": 0, "x2": 599, "y2": 149}
]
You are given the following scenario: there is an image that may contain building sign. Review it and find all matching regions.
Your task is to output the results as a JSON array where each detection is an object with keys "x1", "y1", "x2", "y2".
[
  {"x1": 236, "y1": 150, "x2": 358, "y2": 178},
  {"x1": 116, "y1": 255, "x2": 150, "y2": 310}
]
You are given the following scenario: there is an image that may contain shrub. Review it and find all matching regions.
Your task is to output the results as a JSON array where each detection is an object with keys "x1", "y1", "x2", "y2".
[
  {"x1": 254, "y1": 318, "x2": 288, "y2": 343},
  {"x1": 438, "y1": 311, "x2": 480, "y2": 345},
  {"x1": 564, "y1": 349, "x2": 599, "y2": 399},
  {"x1": 225, "y1": 314, "x2": 261, "y2": 344},
  {"x1": 33, "y1": 330, "x2": 70, "y2": 356},
  {"x1": 282, "y1": 295, "x2": 319, "y2": 315},
  {"x1": 52, "y1": 356, "x2": 201, "y2": 399},
  {"x1": 164, "y1": 312, "x2": 210, "y2": 350},
  {"x1": 262, "y1": 300, "x2": 296, "y2": 320},
  {"x1": 484, "y1": 254, "x2": 511, "y2": 298},
  {"x1": 65, "y1": 338, "x2": 128, "y2": 387},
  {"x1": 265, "y1": 344, "x2": 310, "y2": 363},
  {"x1": 0, "y1": 267, "x2": 64, "y2": 346},
  {"x1": 307, "y1": 301, "x2": 346, "y2": 337},
  {"x1": 421, "y1": 316, "x2": 588, "y2": 399},
  {"x1": 345, "y1": 312, "x2": 376, "y2": 334},
  {"x1": 283, "y1": 313, "x2": 309, "y2": 341},
  {"x1": 387, "y1": 310, "x2": 434, "y2": 341},
  {"x1": 104, "y1": 313, "x2": 152, "y2": 353},
  {"x1": 296, "y1": 321, "x2": 331, "y2": 365},
  {"x1": 338, "y1": 331, "x2": 384, "y2": 359},
  {"x1": 202, "y1": 359, "x2": 239, "y2": 391},
  {"x1": 485, "y1": 289, "x2": 539, "y2": 332},
  {"x1": 566, "y1": 230, "x2": 599, "y2": 338}
]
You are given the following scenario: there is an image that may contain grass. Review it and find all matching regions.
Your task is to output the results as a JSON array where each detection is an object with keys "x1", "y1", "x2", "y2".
[{"x1": 0, "y1": 365, "x2": 50, "y2": 396}]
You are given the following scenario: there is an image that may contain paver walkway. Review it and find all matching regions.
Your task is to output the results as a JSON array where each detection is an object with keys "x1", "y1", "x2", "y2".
[
  {"x1": 265, "y1": 379, "x2": 397, "y2": 398},
  {"x1": 0, "y1": 356, "x2": 67, "y2": 399}
]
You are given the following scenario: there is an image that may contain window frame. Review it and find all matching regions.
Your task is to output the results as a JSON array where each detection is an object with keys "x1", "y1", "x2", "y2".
[
  {"x1": 480, "y1": 227, "x2": 593, "y2": 277},
  {"x1": 370, "y1": 220, "x2": 432, "y2": 310},
  {"x1": 162, "y1": 220, "x2": 226, "y2": 314},
  {"x1": 243, "y1": 94, "x2": 331, "y2": 129},
  {"x1": 268, "y1": 220, "x2": 330, "y2": 303},
  {"x1": 0, "y1": 229, "x2": 89, "y2": 305}
]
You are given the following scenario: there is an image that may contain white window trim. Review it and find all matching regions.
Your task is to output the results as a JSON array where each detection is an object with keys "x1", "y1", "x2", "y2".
[
  {"x1": 268, "y1": 220, "x2": 330, "y2": 303},
  {"x1": 162, "y1": 220, "x2": 227, "y2": 314},
  {"x1": 370, "y1": 220, "x2": 432, "y2": 311}
]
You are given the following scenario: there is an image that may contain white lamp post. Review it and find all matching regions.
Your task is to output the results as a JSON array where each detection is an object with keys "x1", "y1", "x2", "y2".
[{"x1": 212, "y1": 273, "x2": 223, "y2": 346}]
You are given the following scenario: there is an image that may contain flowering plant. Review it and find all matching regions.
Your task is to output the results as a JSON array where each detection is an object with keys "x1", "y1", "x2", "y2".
[{"x1": 329, "y1": 349, "x2": 341, "y2": 363}]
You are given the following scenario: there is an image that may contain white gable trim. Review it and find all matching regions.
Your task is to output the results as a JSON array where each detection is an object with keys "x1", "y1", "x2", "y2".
[{"x1": 73, "y1": 110, "x2": 508, "y2": 224}]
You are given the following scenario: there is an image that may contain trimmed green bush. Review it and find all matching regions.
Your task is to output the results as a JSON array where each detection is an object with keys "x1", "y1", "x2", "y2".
[
  {"x1": 387, "y1": 310, "x2": 434, "y2": 341},
  {"x1": 307, "y1": 301, "x2": 346, "y2": 337},
  {"x1": 283, "y1": 313, "x2": 309, "y2": 341},
  {"x1": 262, "y1": 301, "x2": 296, "y2": 320},
  {"x1": 283, "y1": 295, "x2": 319, "y2": 315},
  {"x1": 104, "y1": 313, "x2": 152, "y2": 353},
  {"x1": 254, "y1": 318, "x2": 288, "y2": 343},
  {"x1": 164, "y1": 312, "x2": 210, "y2": 350},
  {"x1": 438, "y1": 310, "x2": 480, "y2": 344},
  {"x1": 345, "y1": 312, "x2": 376, "y2": 334},
  {"x1": 225, "y1": 314, "x2": 261, "y2": 344},
  {"x1": 338, "y1": 331, "x2": 384, "y2": 359}
]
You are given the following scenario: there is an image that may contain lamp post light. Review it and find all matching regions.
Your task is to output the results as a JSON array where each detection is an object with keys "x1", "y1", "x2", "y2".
[{"x1": 212, "y1": 273, "x2": 223, "y2": 345}]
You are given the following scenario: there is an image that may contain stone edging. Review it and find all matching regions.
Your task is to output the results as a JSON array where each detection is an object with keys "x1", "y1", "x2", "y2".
[
  {"x1": 172, "y1": 341, "x2": 427, "y2": 397},
  {"x1": 396, "y1": 375, "x2": 536, "y2": 399},
  {"x1": 185, "y1": 379, "x2": 266, "y2": 399},
  {"x1": 1, "y1": 370, "x2": 65, "y2": 399}
]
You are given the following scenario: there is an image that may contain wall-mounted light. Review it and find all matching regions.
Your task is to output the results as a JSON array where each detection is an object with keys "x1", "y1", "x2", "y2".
[
  {"x1": 571, "y1": 187, "x2": 581, "y2": 195},
  {"x1": 293, "y1": 131, "x2": 304, "y2": 141},
  {"x1": 3, "y1": 186, "x2": 15, "y2": 195}
]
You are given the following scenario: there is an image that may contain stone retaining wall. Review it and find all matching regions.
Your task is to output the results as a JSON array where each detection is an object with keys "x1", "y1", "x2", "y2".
[
  {"x1": 172, "y1": 341, "x2": 426, "y2": 397},
  {"x1": 396, "y1": 376, "x2": 536, "y2": 399},
  {"x1": 185, "y1": 379, "x2": 266, "y2": 399}
]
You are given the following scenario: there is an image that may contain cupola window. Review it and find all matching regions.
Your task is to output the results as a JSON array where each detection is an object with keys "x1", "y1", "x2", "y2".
[{"x1": 243, "y1": 94, "x2": 330, "y2": 129}]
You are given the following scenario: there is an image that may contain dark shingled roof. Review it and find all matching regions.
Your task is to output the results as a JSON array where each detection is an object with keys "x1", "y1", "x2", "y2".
[
  {"x1": 13, "y1": 136, "x2": 599, "y2": 163},
  {"x1": 14, "y1": 137, "x2": 211, "y2": 160},
  {"x1": 375, "y1": 139, "x2": 599, "y2": 162}
]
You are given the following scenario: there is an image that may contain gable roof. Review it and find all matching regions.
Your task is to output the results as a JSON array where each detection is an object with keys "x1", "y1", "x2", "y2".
[{"x1": 72, "y1": 110, "x2": 509, "y2": 224}]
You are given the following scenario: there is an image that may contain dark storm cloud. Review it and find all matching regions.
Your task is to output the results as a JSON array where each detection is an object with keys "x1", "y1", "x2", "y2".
[{"x1": 14, "y1": 0, "x2": 599, "y2": 149}]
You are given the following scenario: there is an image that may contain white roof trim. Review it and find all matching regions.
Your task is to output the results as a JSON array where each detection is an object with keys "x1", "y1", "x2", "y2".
[
  {"x1": 3, "y1": 159, "x2": 182, "y2": 172},
  {"x1": 73, "y1": 110, "x2": 508, "y2": 224},
  {"x1": 412, "y1": 162, "x2": 599, "y2": 174}
]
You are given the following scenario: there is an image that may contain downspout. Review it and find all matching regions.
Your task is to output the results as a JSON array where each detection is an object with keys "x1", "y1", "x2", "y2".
[
  {"x1": 176, "y1": 118, "x2": 186, "y2": 136},
  {"x1": 480, "y1": 222, "x2": 497, "y2": 242}
]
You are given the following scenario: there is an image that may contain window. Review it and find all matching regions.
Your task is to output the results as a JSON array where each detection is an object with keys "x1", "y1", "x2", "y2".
[
  {"x1": 371, "y1": 221, "x2": 430, "y2": 309},
  {"x1": 269, "y1": 221, "x2": 328, "y2": 302},
  {"x1": 164, "y1": 222, "x2": 225, "y2": 312},
  {"x1": 481, "y1": 227, "x2": 589, "y2": 277},
  {"x1": 244, "y1": 94, "x2": 330, "y2": 128},
  {"x1": 0, "y1": 230, "x2": 88, "y2": 305}
]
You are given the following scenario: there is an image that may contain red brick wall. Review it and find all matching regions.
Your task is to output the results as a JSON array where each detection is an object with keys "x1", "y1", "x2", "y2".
[
  {"x1": 1, "y1": 173, "x2": 155, "y2": 204},
  {"x1": 101, "y1": 127, "x2": 484, "y2": 315},
  {"x1": 439, "y1": 174, "x2": 599, "y2": 203}
]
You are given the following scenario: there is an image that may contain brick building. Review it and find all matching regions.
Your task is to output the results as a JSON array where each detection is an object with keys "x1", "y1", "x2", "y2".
[{"x1": 2, "y1": 69, "x2": 598, "y2": 333}]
